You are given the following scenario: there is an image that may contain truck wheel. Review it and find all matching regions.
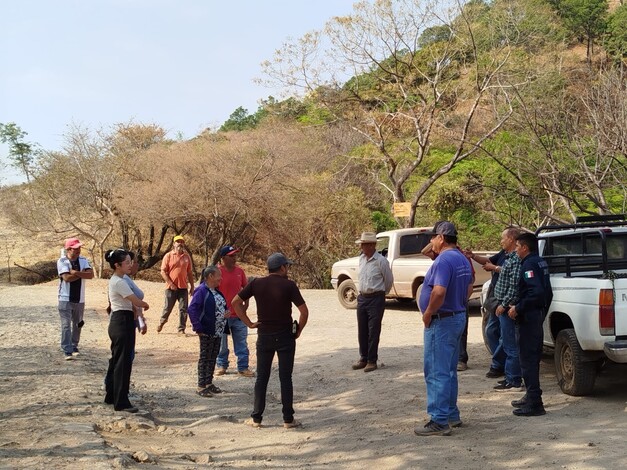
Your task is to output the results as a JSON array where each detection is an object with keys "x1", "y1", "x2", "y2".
[
  {"x1": 554, "y1": 329, "x2": 597, "y2": 396},
  {"x1": 337, "y1": 279, "x2": 358, "y2": 309}
]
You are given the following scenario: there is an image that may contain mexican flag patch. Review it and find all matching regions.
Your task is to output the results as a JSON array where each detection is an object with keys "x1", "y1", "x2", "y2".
[{"x1": 524, "y1": 270, "x2": 534, "y2": 278}]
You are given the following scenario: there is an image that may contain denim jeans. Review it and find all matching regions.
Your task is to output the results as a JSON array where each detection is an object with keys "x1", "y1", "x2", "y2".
[
  {"x1": 485, "y1": 309, "x2": 506, "y2": 370},
  {"x1": 58, "y1": 301, "x2": 85, "y2": 354},
  {"x1": 105, "y1": 310, "x2": 136, "y2": 410},
  {"x1": 423, "y1": 312, "x2": 466, "y2": 425},
  {"x1": 356, "y1": 294, "x2": 385, "y2": 363},
  {"x1": 159, "y1": 288, "x2": 188, "y2": 332},
  {"x1": 217, "y1": 317, "x2": 250, "y2": 371},
  {"x1": 251, "y1": 329, "x2": 295, "y2": 423},
  {"x1": 518, "y1": 309, "x2": 544, "y2": 405},
  {"x1": 499, "y1": 312, "x2": 522, "y2": 386}
]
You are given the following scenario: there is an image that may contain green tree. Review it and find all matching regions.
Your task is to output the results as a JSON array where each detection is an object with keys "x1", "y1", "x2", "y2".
[
  {"x1": 554, "y1": 0, "x2": 608, "y2": 61},
  {"x1": 604, "y1": 4, "x2": 627, "y2": 69},
  {"x1": 0, "y1": 122, "x2": 36, "y2": 183},
  {"x1": 219, "y1": 106, "x2": 267, "y2": 132}
]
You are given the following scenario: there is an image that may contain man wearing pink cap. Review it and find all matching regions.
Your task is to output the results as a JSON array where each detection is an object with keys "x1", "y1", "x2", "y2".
[{"x1": 57, "y1": 237, "x2": 94, "y2": 360}]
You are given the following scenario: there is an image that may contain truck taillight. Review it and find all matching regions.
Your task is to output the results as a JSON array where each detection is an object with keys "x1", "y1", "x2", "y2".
[{"x1": 599, "y1": 289, "x2": 615, "y2": 336}]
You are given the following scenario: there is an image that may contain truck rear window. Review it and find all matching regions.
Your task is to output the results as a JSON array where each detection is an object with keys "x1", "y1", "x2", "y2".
[
  {"x1": 543, "y1": 233, "x2": 627, "y2": 274},
  {"x1": 399, "y1": 234, "x2": 431, "y2": 256}
]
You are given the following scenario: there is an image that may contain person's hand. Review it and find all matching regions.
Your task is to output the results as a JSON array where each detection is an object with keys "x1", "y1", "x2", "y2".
[
  {"x1": 249, "y1": 321, "x2": 260, "y2": 329},
  {"x1": 484, "y1": 262, "x2": 496, "y2": 272},
  {"x1": 422, "y1": 314, "x2": 432, "y2": 328},
  {"x1": 189, "y1": 286, "x2": 195, "y2": 296},
  {"x1": 508, "y1": 305, "x2": 518, "y2": 320},
  {"x1": 496, "y1": 305, "x2": 505, "y2": 316},
  {"x1": 139, "y1": 323, "x2": 147, "y2": 335}
]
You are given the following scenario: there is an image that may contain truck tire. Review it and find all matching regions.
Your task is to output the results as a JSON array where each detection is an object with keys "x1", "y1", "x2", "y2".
[
  {"x1": 554, "y1": 329, "x2": 597, "y2": 396},
  {"x1": 337, "y1": 279, "x2": 358, "y2": 309}
]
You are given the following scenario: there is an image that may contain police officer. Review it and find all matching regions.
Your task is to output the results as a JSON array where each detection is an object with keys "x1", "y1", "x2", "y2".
[{"x1": 508, "y1": 232, "x2": 553, "y2": 417}]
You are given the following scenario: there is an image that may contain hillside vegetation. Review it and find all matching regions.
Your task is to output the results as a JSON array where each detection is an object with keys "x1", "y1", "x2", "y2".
[{"x1": 1, "y1": 0, "x2": 626, "y2": 287}]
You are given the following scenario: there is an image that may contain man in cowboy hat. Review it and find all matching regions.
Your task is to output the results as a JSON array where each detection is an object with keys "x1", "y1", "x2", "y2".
[{"x1": 352, "y1": 232, "x2": 394, "y2": 373}]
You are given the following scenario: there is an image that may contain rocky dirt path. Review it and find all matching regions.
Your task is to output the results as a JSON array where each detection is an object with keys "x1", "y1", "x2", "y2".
[{"x1": 1, "y1": 280, "x2": 626, "y2": 469}]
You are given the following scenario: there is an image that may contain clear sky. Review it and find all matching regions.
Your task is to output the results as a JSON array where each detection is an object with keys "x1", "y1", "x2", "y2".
[{"x1": 0, "y1": 0, "x2": 357, "y2": 183}]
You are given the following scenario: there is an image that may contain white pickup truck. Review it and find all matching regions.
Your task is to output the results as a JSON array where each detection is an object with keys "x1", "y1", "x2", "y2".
[
  {"x1": 481, "y1": 215, "x2": 627, "y2": 396},
  {"x1": 331, "y1": 227, "x2": 493, "y2": 309}
]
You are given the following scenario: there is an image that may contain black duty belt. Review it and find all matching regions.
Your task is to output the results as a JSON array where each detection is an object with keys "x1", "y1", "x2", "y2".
[{"x1": 360, "y1": 291, "x2": 385, "y2": 298}]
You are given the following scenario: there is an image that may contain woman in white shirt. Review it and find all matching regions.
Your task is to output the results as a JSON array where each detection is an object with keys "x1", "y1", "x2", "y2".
[{"x1": 103, "y1": 249, "x2": 149, "y2": 413}]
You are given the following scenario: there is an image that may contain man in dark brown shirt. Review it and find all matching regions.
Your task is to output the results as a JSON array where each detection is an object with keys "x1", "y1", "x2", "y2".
[{"x1": 232, "y1": 252, "x2": 309, "y2": 429}]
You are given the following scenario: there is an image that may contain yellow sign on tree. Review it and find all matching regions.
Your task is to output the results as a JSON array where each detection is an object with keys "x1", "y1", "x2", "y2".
[{"x1": 393, "y1": 202, "x2": 411, "y2": 217}]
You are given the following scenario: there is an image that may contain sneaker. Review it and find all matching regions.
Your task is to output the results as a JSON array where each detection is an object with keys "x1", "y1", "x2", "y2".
[
  {"x1": 215, "y1": 367, "x2": 227, "y2": 376},
  {"x1": 156, "y1": 323, "x2": 164, "y2": 333},
  {"x1": 64, "y1": 353, "x2": 74, "y2": 361},
  {"x1": 493, "y1": 382, "x2": 524, "y2": 392},
  {"x1": 457, "y1": 362, "x2": 468, "y2": 371},
  {"x1": 513, "y1": 405, "x2": 546, "y2": 417},
  {"x1": 496, "y1": 379, "x2": 507, "y2": 386},
  {"x1": 364, "y1": 362, "x2": 378, "y2": 373},
  {"x1": 205, "y1": 384, "x2": 222, "y2": 394},
  {"x1": 238, "y1": 369, "x2": 255, "y2": 377},
  {"x1": 486, "y1": 367, "x2": 504, "y2": 378},
  {"x1": 352, "y1": 361, "x2": 367, "y2": 370},
  {"x1": 284, "y1": 419, "x2": 302, "y2": 429},
  {"x1": 244, "y1": 418, "x2": 262, "y2": 428},
  {"x1": 72, "y1": 347, "x2": 80, "y2": 356},
  {"x1": 414, "y1": 420, "x2": 452, "y2": 436},
  {"x1": 177, "y1": 330, "x2": 186, "y2": 336},
  {"x1": 511, "y1": 396, "x2": 528, "y2": 408},
  {"x1": 449, "y1": 419, "x2": 463, "y2": 428}
]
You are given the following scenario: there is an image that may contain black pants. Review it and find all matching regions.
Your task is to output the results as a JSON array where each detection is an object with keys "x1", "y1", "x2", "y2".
[
  {"x1": 105, "y1": 310, "x2": 136, "y2": 410},
  {"x1": 356, "y1": 294, "x2": 385, "y2": 363},
  {"x1": 518, "y1": 309, "x2": 544, "y2": 405},
  {"x1": 252, "y1": 329, "x2": 296, "y2": 423},
  {"x1": 458, "y1": 309, "x2": 469, "y2": 364},
  {"x1": 198, "y1": 334, "x2": 221, "y2": 388},
  {"x1": 159, "y1": 288, "x2": 188, "y2": 332}
]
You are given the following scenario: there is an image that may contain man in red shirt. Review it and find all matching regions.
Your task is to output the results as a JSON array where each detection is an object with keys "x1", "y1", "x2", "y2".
[
  {"x1": 157, "y1": 235, "x2": 195, "y2": 335},
  {"x1": 215, "y1": 246, "x2": 255, "y2": 377}
]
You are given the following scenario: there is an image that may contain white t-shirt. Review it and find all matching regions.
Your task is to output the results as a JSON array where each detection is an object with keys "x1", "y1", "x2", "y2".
[{"x1": 108, "y1": 274, "x2": 134, "y2": 312}]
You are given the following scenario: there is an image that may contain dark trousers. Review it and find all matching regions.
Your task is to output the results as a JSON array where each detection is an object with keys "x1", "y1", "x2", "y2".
[
  {"x1": 252, "y1": 330, "x2": 296, "y2": 423},
  {"x1": 458, "y1": 309, "x2": 469, "y2": 364},
  {"x1": 517, "y1": 309, "x2": 544, "y2": 405},
  {"x1": 198, "y1": 334, "x2": 221, "y2": 388},
  {"x1": 105, "y1": 310, "x2": 136, "y2": 410},
  {"x1": 159, "y1": 288, "x2": 188, "y2": 332},
  {"x1": 356, "y1": 294, "x2": 385, "y2": 363}
]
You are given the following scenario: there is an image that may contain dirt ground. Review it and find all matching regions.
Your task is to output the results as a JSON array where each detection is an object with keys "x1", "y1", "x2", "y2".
[{"x1": 1, "y1": 279, "x2": 626, "y2": 469}]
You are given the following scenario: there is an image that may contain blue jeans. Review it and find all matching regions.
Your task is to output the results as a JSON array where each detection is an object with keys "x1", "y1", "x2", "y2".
[
  {"x1": 217, "y1": 317, "x2": 250, "y2": 371},
  {"x1": 423, "y1": 312, "x2": 466, "y2": 425},
  {"x1": 499, "y1": 312, "x2": 522, "y2": 385},
  {"x1": 58, "y1": 301, "x2": 85, "y2": 354},
  {"x1": 485, "y1": 309, "x2": 505, "y2": 370}
]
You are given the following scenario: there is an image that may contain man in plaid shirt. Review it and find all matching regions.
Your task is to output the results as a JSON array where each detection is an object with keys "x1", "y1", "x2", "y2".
[{"x1": 492, "y1": 227, "x2": 523, "y2": 392}]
